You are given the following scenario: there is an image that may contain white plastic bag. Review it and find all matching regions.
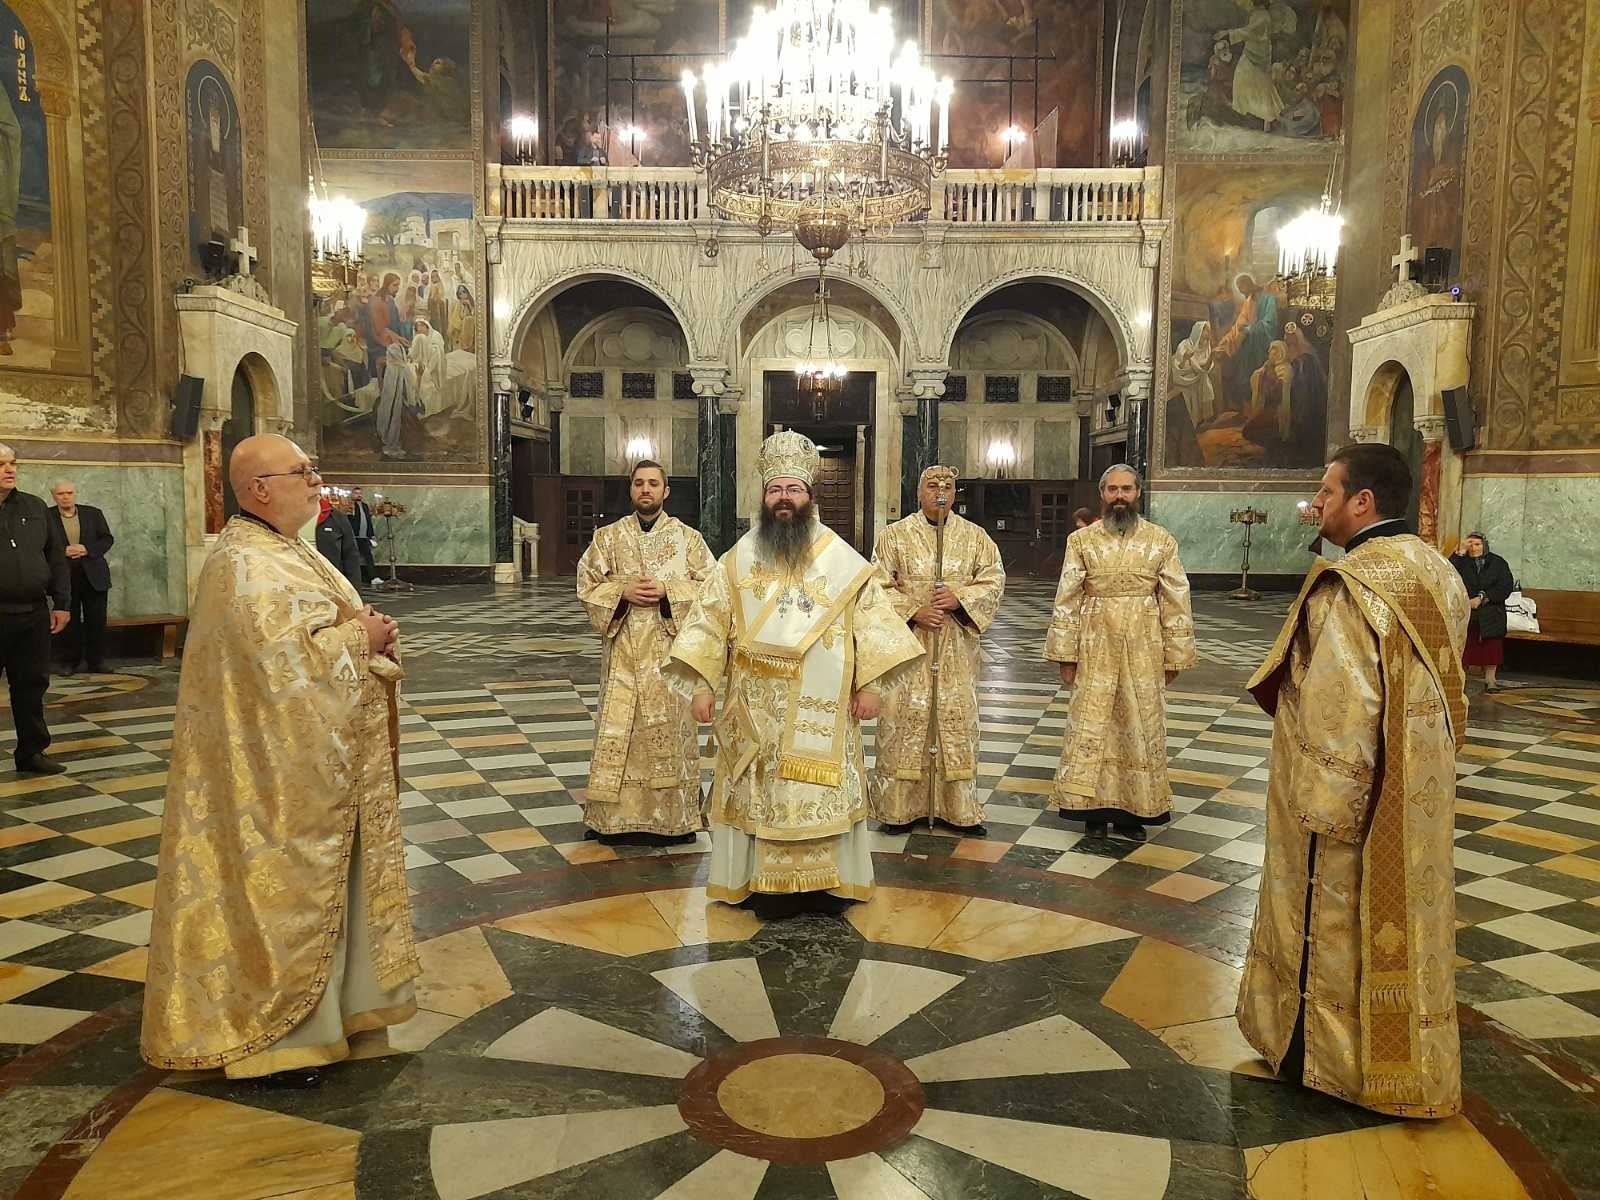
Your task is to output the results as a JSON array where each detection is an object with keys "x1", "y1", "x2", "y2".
[{"x1": 1505, "y1": 590, "x2": 1540, "y2": 634}]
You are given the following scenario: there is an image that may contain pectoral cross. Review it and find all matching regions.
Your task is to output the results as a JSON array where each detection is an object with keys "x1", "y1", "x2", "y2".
[
  {"x1": 230, "y1": 226, "x2": 259, "y2": 277},
  {"x1": 1390, "y1": 234, "x2": 1420, "y2": 284}
]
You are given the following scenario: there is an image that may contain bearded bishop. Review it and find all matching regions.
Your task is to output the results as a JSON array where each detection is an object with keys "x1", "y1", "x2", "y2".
[
  {"x1": 143, "y1": 436, "x2": 418, "y2": 1082},
  {"x1": 576, "y1": 460, "x2": 714, "y2": 840},
  {"x1": 666, "y1": 431, "x2": 923, "y2": 908},
  {"x1": 869, "y1": 466, "x2": 1005, "y2": 832},
  {"x1": 1238, "y1": 444, "x2": 1469, "y2": 1116},
  {"x1": 1046, "y1": 464, "x2": 1197, "y2": 841}
]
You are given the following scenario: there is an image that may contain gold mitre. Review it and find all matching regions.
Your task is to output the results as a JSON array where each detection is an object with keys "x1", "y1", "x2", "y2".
[
  {"x1": 759, "y1": 430, "x2": 821, "y2": 487},
  {"x1": 920, "y1": 464, "x2": 959, "y2": 489}
]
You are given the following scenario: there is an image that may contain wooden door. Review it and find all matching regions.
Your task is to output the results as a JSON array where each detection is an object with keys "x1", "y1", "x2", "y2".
[
  {"x1": 812, "y1": 453, "x2": 857, "y2": 550},
  {"x1": 557, "y1": 480, "x2": 602, "y2": 575},
  {"x1": 1033, "y1": 487, "x2": 1077, "y2": 578}
]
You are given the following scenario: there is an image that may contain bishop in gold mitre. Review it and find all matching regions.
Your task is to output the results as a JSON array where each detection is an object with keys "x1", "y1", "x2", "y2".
[
  {"x1": 142, "y1": 435, "x2": 419, "y2": 1084},
  {"x1": 665, "y1": 431, "x2": 923, "y2": 913},
  {"x1": 1045, "y1": 464, "x2": 1196, "y2": 841},
  {"x1": 1238, "y1": 444, "x2": 1469, "y2": 1117},
  {"x1": 576, "y1": 458, "x2": 714, "y2": 842},
  {"x1": 868, "y1": 465, "x2": 1005, "y2": 833}
]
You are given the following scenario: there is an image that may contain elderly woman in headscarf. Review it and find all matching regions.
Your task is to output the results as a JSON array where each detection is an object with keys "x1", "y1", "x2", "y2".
[{"x1": 1450, "y1": 531, "x2": 1516, "y2": 690}]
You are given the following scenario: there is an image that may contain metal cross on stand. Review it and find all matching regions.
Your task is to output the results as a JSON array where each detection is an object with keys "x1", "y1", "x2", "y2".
[
  {"x1": 229, "y1": 227, "x2": 259, "y2": 278},
  {"x1": 1390, "y1": 233, "x2": 1420, "y2": 285}
]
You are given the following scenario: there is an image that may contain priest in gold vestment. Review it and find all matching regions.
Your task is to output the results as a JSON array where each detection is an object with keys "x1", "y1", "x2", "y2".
[
  {"x1": 666, "y1": 432, "x2": 923, "y2": 910},
  {"x1": 1045, "y1": 465, "x2": 1197, "y2": 840},
  {"x1": 869, "y1": 466, "x2": 1005, "y2": 833},
  {"x1": 1238, "y1": 444, "x2": 1469, "y2": 1117},
  {"x1": 142, "y1": 436, "x2": 419, "y2": 1083},
  {"x1": 576, "y1": 460, "x2": 714, "y2": 842}
]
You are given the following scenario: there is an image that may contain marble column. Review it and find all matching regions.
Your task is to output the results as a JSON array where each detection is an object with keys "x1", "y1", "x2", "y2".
[
  {"x1": 1414, "y1": 415, "x2": 1446, "y2": 546},
  {"x1": 203, "y1": 427, "x2": 225, "y2": 535},
  {"x1": 692, "y1": 366, "x2": 732, "y2": 555},
  {"x1": 905, "y1": 368, "x2": 945, "y2": 500},
  {"x1": 489, "y1": 389, "x2": 515, "y2": 574},
  {"x1": 1113, "y1": 368, "x2": 1154, "y2": 483}
]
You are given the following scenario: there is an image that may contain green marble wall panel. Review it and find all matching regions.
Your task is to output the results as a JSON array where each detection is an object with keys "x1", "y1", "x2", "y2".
[
  {"x1": 1147, "y1": 489, "x2": 1321, "y2": 578},
  {"x1": 567, "y1": 415, "x2": 605, "y2": 476},
  {"x1": 939, "y1": 419, "x2": 966, "y2": 475},
  {"x1": 1034, "y1": 422, "x2": 1074, "y2": 479},
  {"x1": 1460, "y1": 476, "x2": 1600, "y2": 591},
  {"x1": 671, "y1": 417, "x2": 699, "y2": 477},
  {"x1": 20, "y1": 464, "x2": 188, "y2": 618},
  {"x1": 362, "y1": 484, "x2": 492, "y2": 567}
]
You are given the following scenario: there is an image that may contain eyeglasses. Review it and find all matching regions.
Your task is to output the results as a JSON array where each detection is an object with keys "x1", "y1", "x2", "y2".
[
  {"x1": 255, "y1": 463, "x2": 322, "y2": 483},
  {"x1": 764, "y1": 484, "x2": 809, "y2": 499}
]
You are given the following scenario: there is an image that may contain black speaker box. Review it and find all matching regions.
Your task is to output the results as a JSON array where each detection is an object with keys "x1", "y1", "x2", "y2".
[
  {"x1": 1442, "y1": 386, "x2": 1474, "y2": 451},
  {"x1": 1422, "y1": 247, "x2": 1452, "y2": 287},
  {"x1": 171, "y1": 375, "x2": 204, "y2": 439}
]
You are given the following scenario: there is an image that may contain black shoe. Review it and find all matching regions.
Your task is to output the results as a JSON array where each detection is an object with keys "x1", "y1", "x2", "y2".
[
  {"x1": 946, "y1": 822, "x2": 988, "y2": 838},
  {"x1": 16, "y1": 754, "x2": 66, "y2": 776},
  {"x1": 255, "y1": 1067, "x2": 323, "y2": 1089},
  {"x1": 669, "y1": 832, "x2": 699, "y2": 846},
  {"x1": 1113, "y1": 822, "x2": 1148, "y2": 843},
  {"x1": 1085, "y1": 820, "x2": 1108, "y2": 838},
  {"x1": 583, "y1": 828, "x2": 599, "y2": 840},
  {"x1": 878, "y1": 821, "x2": 916, "y2": 835}
]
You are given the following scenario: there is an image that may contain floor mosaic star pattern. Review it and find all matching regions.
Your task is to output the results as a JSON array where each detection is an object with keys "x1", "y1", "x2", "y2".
[{"x1": 1, "y1": 578, "x2": 1598, "y2": 1198}]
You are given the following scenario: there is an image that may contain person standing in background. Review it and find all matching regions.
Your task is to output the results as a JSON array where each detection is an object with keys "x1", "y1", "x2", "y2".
[
  {"x1": 1449, "y1": 532, "x2": 1515, "y2": 692},
  {"x1": 49, "y1": 481, "x2": 114, "y2": 675},
  {"x1": 349, "y1": 486, "x2": 378, "y2": 585},
  {"x1": 0, "y1": 444, "x2": 70, "y2": 775},
  {"x1": 315, "y1": 492, "x2": 363, "y2": 589}
]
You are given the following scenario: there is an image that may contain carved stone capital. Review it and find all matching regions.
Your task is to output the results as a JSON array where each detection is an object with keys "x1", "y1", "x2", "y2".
[
  {"x1": 199, "y1": 408, "x2": 228, "y2": 435},
  {"x1": 908, "y1": 368, "x2": 947, "y2": 400},
  {"x1": 1413, "y1": 415, "x2": 1448, "y2": 443},
  {"x1": 689, "y1": 365, "x2": 731, "y2": 397},
  {"x1": 1348, "y1": 425, "x2": 1384, "y2": 444},
  {"x1": 1138, "y1": 220, "x2": 1168, "y2": 269},
  {"x1": 260, "y1": 416, "x2": 295, "y2": 437},
  {"x1": 490, "y1": 360, "x2": 518, "y2": 393},
  {"x1": 717, "y1": 388, "x2": 744, "y2": 416},
  {"x1": 1113, "y1": 367, "x2": 1154, "y2": 401},
  {"x1": 918, "y1": 222, "x2": 948, "y2": 270},
  {"x1": 220, "y1": 273, "x2": 273, "y2": 306},
  {"x1": 544, "y1": 383, "x2": 567, "y2": 414}
]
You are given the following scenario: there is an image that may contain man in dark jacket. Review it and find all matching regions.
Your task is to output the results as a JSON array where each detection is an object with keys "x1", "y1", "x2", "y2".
[
  {"x1": 315, "y1": 494, "x2": 363, "y2": 589},
  {"x1": 349, "y1": 485, "x2": 377, "y2": 584},
  {"x1": 49, "y1": 481, "x2": 114, "y2": 674},
  {"x1": 0, "y1": 444, "x2": 70, "y2": 774}
]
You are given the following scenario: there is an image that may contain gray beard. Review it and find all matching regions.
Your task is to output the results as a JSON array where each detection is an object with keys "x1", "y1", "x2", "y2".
[
  {"x1": 1103, "y1": 505, "x2": 1139, "y2": 536},
  {"x1": 756, "y1": 502, "x2": 816, "y2": 573}
]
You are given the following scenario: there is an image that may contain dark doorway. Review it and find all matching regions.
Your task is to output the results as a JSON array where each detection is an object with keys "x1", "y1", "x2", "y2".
[
  {"x1": 764, "y1": 371, "x2": 876, "y2": 555},
  {"x1": 1388, "y1": 371, "x2": 1424, "y2": 532},
  {"x1": 222, "y1": 365, "x2": 256, "y2": 519}
]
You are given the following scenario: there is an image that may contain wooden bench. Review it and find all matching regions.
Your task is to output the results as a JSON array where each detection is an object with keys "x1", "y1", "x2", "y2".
[
  {"x1": 107, "y1": 614, "x2": 188, "y2": 659},
  {"x1": 1506, "y1": 589, "x2": 1600, "y2": 647}
]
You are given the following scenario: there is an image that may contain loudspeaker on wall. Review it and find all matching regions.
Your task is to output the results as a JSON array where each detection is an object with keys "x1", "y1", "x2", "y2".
[
  {"x1": 1442, "y1": 386, "x2": 1474, "y2": 451},
  {"x1": 171, "y1": 375, "x2": 204, "y2": 439}
]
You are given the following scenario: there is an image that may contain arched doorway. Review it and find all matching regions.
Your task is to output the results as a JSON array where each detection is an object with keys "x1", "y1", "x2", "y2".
[
  {"x1": 1388, "y1": 370, "x2": 1424, "y2": 532},
  {"x1": 221, "y1": 363, "x2": 256, "y2": 518}
]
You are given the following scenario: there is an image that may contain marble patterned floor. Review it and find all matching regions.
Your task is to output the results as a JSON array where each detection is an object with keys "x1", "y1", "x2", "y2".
[{"x1": 0, "y1": 580, "x2": 1597, "y2": 1200}]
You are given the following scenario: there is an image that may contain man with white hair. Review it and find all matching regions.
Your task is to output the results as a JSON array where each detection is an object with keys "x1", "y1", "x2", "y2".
[
  {"x1": 0, "y1": 443, "x2": 70, "y2": 774},
  {"x1": 1045, "y1": 464, "x2": 1196, "y2": 841},
  {"x1": 666, "y1": 431, "x2": 923, "y2": 914},
  {"x1": 48, "y1": 480, "x2": 115, "y2": 675}
]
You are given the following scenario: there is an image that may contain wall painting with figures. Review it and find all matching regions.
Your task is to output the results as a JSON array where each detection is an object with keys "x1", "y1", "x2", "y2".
[
  {"x1": 307, "y1": 0, "x2": 473, "y2": 150},
  {"x1": 0, "y1": 1, "x2": 51, "y2": 368},
  {"x1": 312, "y1": 159, "x2": 481, "y2": 468},
  {"x1": 1164, "y1": 160, "x2": 1336, "y2": 472},
  {"x1": 1174, "y1": 0, "x2": 1348, "y2": 156},
  {"x1": 1408, "y1": 65, "x2": 1469, "y2": 285},
  {"x1": 184, "y1": 61, "x2": 244, "y2": 272}
]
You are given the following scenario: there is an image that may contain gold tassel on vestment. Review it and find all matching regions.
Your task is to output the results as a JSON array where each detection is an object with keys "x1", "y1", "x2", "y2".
[
  {"x1": 1364, "y1": 1071, "x2": 1426, "y2": 1104},
  {"x1": 1368, "y1": 980, "x2": 1414, "y2": 1014},
  {"x1": 778, "y1": 754, "x2": 843, "y2": 786},
  {"x1": 734, "y1": 647, "x2": 801, "y2": 677}
]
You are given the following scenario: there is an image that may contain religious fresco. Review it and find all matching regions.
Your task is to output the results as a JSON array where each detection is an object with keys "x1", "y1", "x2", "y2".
[
  {"x1": 312, "y1": 159, "x2": 481, "y2": 467},
  {"x1": 549, "y1": 0, "x2": 718, "y2": 168},
  {"x1": 184, "y1": 61, "x2": 244, "y2": 272},
  {"x1": 1163, "y1": 160, "x2": 1334, "y2": 472},
  {"x1": 307, "y1": 0, "x2": 472, "y2": 150},
  {"x1": 930, "y1": 0, "x2": 1100, "y2": 169},
  {"x1": 1174, "y1": 0, "x2": 1348, "y2": 156},
  {"x1": 1407, "y1": 65, "x2": 1469, "y2": 283},
  {"x1": 0, "y1": 2, "x2": 51, "y2": 369}
]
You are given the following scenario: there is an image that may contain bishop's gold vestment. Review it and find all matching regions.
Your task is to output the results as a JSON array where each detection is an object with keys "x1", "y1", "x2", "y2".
[
  {"x1": 1237, "y1": 533, "x2": 1469, "y2": 1117},
  {"x1": 666, "y1": 524, "x2": 923, "y2": 901},
  {"x1": 1045, "y1": 517, "x2": 1197, "y2": 818},
  {"x1": 576, "y1": 513, "x2": 714, "y2": 835},
  {"x1": 142, "y1": 517, "x2": 419, "y2": 1074},
  {"x1": 868, "y1": 511, "x2": 1005, "y2": 826}
]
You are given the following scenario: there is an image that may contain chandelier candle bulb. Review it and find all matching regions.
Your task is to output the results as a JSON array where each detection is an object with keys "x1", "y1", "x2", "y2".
[{"x1": 682, "y1": 72, "x2": 698, "y2": 144}]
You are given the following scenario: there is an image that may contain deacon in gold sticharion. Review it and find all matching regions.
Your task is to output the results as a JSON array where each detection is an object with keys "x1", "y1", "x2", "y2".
[
  {"x1": 576, "y1": 459, "x2": 714, "y2": 842},
  {"x1": 1238, "y1": 444, "x2": 1469, "y2": 1117},
  {"x1": 868, "y1": 465, "x2": 1005, "y2": 834},
  {"x1": 666, "y1": 431, "x2": 923, "y2": 911},
  {"x1": 142, "y1": 435, "x2": 418, "y2": 1085}
]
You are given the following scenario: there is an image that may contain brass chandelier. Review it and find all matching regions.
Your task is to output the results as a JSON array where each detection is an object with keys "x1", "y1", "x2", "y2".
[
  {"x1": 795, "y1": 268, "x2": 847, "y2": 404},
  {"x1": 681, "y1": 0, "x2": 952, "y2": 263}
]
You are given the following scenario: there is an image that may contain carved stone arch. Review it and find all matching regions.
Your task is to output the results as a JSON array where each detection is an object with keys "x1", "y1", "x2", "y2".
[
  {"x1": 501, "y1": 264, "x2": 697, "y2": 362},
  {"x1": 950, "y1": 310, "x2": 1082, "y2": 375},
  {"x1": 562, "y1": 306, "x2": 690, "y2": 375},
  {"x1": 940, "y1": 269, "x2": 1135, "y2": 373},
  {"x1": 725, "y1": 269, "x2": 914, "y2": 364}
]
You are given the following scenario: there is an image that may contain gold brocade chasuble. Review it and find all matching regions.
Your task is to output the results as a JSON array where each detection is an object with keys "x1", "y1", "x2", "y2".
[
  {"x1": 142, "y1": 517, "x2": 419, "y2": 1071},
  {"x1": 666, "y1": 526, "x2": 922, "y2": 893},
  {"x1": 577, "y1": 514, "x2": 713, "y2": 806},
  {"x1": 869, "y1": 512, "x2": 1005, "y2": 825},
  {"x1": 1044, "y1": 518, "x2": 1197, "y2": 817},
  {"x1": 1237, "y1": 534, "x2": 1469, "y2": 1117}
]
